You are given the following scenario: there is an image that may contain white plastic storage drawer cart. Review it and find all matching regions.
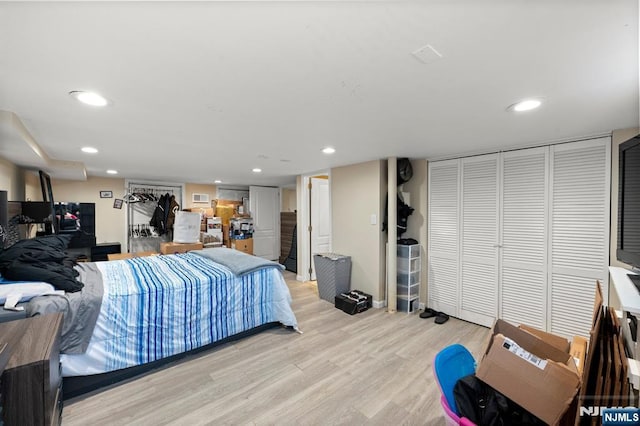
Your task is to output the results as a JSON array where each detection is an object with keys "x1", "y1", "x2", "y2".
[{"x1": 397, "y1": 243, "x2": 420, "y2": 313}]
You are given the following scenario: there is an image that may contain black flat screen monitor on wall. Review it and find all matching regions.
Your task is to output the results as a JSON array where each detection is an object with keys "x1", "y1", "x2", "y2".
[{"x1": 617, "y1": 135, "x2": 640, "y2": 269}]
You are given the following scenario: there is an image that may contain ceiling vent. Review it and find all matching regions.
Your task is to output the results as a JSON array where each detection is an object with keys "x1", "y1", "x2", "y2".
[{"x1": 411, "y1": 44, "x2": 443, "y2": 64}]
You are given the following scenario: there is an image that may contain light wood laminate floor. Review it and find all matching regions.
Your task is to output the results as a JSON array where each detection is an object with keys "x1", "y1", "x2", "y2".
[{"x1": 63, "y1": 272, "x2": 489, "y2": 425}]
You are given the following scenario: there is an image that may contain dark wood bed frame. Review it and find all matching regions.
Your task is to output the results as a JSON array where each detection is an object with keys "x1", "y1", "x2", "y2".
[{"x1": 63, "y1": 322, "x2": 278, "y2": 400}]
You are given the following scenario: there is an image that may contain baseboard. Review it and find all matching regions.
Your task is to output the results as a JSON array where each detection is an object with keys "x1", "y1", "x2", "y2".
[
  {"x1": 418, "y1": 302, "x2": 425, "y2": 310},
  {"x1": 373, "y1": 299, "x2": 387, "y2": 309},
  {"x1": 296, "y1": 275, "x2": 304, "y2": 282}
]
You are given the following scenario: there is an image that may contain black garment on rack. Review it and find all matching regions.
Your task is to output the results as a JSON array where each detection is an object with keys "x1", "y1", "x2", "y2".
[
  {"x1": 150, "y1": 193, "x2": 168, "y2": 235},
  {"x1": 381, "y1": 194, "x2": 415, "y2": 238},
  {"x1": 166, "y1": 195, "x2": 179, "y2": 230},
  {"x1": 162, "y1": 193, "x2": 171, "y2": 232}
]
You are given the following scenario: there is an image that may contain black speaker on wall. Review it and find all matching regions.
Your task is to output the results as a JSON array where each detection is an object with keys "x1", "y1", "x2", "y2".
[{"x1": 0, "y1": 190, "x2": 7, "y2": 246}]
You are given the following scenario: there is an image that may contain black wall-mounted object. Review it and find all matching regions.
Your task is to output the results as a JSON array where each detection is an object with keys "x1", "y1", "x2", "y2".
[
  {"x1": 0, "y1": 190, "x2": 7, "y2": 246},
  {"x1": 617, "y1": 135, "x2": 640, "y2": 269},
  {"x1": 38, "y1": 170, "x2": 57, "y2": 234},
  {"x1": 20, "y1": 202, "x2": 53, "y2": 224}
]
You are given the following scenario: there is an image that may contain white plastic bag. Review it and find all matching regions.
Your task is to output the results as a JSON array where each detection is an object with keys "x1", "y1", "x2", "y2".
[{"x1": 173, "y1": 211, "x2": 201, "y2": 243}]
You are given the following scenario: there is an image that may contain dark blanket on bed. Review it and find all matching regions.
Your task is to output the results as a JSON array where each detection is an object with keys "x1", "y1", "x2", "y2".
[
  {"x1": 26, "y1": 262, "x2": 104, "y2": 354},
  {"x1": 0, "y1": 234, "x2": 84, "y2": 292}
]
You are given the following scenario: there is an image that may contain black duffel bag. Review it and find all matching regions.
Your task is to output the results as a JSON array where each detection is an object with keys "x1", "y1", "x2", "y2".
[{"x1": 453, "y1": 374, "x2": 546, "y2": 425}]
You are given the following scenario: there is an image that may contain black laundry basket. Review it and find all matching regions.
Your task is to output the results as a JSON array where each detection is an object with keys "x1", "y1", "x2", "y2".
[{"x1": 313, "y1": 253, "x2": 352, "y2": 303}]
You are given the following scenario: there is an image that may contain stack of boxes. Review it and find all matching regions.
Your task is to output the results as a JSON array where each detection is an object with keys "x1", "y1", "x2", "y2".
[
  {"x1": 471, "y1": 282, "x2": 623, "y2": 425},
  {"x1": 184, "y1": 202, "x2": 254, "y2": 254},
  {"x1": 230, "y1": 217, "x2": 254, "y2": 255},
  {"x1": 475, "y1": 319, "x2": 582, "y2": 424},
  {"x1": 204, "y1": 217, "x2": 223, "y2": 247}
]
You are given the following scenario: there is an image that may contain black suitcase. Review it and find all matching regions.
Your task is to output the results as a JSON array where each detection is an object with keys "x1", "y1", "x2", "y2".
[
  {"x1": 349, "y1": 290, "x2": 372, "y2": 309},
  {"x1": 334, "y1": 290, "x2": 372, "y2": 315}
]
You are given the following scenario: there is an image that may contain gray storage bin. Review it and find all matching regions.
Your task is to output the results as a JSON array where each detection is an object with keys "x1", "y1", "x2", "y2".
[{"x1": 314, "y1": 253, "x2": 352, "y2": 303}]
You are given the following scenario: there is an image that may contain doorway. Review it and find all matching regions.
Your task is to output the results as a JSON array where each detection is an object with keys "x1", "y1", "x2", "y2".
[{"x1": 300, "y1": 172, "x2": 331, "y2": 282}]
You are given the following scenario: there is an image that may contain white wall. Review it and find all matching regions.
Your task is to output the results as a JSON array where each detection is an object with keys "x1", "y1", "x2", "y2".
[
  {"x1": 281, "y1": 188, "x2": 296, "y2": 212},
  {"x1": 0, "y1": 157, "x2": 25, "y2": 201},
  {"x1": 331, "y1": 160, "x2": 386, "y2": 302},
  {"x1": 184, "y1": 183, "x2": 217, "y2": 209}
]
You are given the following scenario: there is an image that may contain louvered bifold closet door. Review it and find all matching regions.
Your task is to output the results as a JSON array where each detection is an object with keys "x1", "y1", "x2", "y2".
[
  {"x1": 500, "y1": 147, "x2": 548, "y2": 330},
  {"x1": 549, "y1": 138, "x2": 610, "y2": 338},
  {"x1": 459, "y1": 154, "x2": 499, "y2": 327},
  {"x1": 428, "y1": 159, "x2": 459, "y2": 317}
]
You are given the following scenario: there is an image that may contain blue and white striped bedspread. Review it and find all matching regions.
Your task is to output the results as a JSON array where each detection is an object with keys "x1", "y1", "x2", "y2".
[{"x1": 61, "y1": 253, "x2": 297, "y2": 376}]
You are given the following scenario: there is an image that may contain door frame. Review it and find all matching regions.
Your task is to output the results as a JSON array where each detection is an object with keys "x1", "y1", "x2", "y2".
[{"x1": 298, "y1": 170, "x2": 331, "y2": 282}]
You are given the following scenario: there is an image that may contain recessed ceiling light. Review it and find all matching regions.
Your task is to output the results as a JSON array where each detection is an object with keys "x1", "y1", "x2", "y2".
[
  {"x1": 69, "y1": 91, "x2": 109, "y2": 107},
  {"x1": 252, "y1": 168, "x2": 262, "y2": 173},
  {"x1": 81, "y1": 147, "x2": 98, "y2": 154},
  {"x1": 106, "y1": 169, "x2": 118, "y2": 175},
  {"x1": 322, "y1": 147, "x2": 336, "y2": 154},
  {"x1": 214, "y1": 180, "x2": 222, "y2": 183},
  {"x1": 508, "y1": 99, "x2": 542, "y2": 112}
]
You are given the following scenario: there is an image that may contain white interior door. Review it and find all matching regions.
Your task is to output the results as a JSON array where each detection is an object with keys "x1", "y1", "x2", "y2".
[
  {"x1": 500, "y1": 147, "x2": 549, "y2": 330},
  {"x1": 549, "y1": 138, "x2": 610, "y2": 338},
  {"x1": 310, "y1": 177, "x2": 330, "y2": 280},
  {"x1": 249, "y1": 186, "x2": 280, "y2": 260},
  {"x1": 459, "y1": 154, "x2": 499, "y2": 327},
  {"x1": 427, "y1": 159, "x2": 459, "y2": 317}
]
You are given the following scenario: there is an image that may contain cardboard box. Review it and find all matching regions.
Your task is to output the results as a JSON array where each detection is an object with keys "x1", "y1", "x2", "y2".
[
  {"x1": 108, "y1": 253, "x2": 134, "y2": 261},
  {"x1": 187, "y1": 207, "x2": 215, "y2": 218},
  {"x1": 160, "y1": 242, "x2": 204, "y2": 255},
  {"x1": 519, "y1": 324, "x2": 571, "y2": 353},
  {"x1": 206, "y1": 217, "x2": 222, "y2": 235},
  {"x1": 570, "y1": 336, "x2": 588, "y2": 376},
  {"x1": 476, "y1": 319, "x2": 581, "y2": 425},
  {"x1": 216, "y1": 205, "x2": 235, "y2": 225},
  {"x1": 231, "y1": 238, "x2": 253, "y2": 255},
  {"x1": 134, "y1": 251, "x2": 159, "y2": 258},
  {"x1": 201, "y1": 232, "x2": 222, "y2": 245}
]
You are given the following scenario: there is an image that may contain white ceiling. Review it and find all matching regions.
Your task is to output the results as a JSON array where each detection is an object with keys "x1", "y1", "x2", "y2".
[{"x1": 1, "y1": 1, "x2": 638, "y2": 187}]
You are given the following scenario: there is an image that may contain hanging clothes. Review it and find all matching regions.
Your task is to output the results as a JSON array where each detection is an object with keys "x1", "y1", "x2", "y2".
[
  {"x1": 150, "y1": 193, "x2": 168, "y2": 235},
  {"x1": 166, "y1": 195, "x2": 180, "y2": 230}
]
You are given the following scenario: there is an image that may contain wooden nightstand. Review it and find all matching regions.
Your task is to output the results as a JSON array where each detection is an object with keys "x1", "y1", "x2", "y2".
[{"x1": 0, "y1": 313, "x2": 63, "y2": 425}]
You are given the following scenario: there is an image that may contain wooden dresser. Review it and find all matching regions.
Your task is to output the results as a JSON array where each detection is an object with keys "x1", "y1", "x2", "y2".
[{"x1": 0, "y1": 313, "x2": 63, "y2": 426}]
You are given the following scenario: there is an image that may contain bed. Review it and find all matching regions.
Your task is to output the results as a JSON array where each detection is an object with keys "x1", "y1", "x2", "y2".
[{"x1": 1, "y1": 239, "x2": 297, "y2": 397}]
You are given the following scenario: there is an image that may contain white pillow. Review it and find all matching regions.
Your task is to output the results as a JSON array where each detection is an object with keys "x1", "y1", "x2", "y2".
[{"x1": 0, "y1": 283, "x2": 64, "y2": 304}]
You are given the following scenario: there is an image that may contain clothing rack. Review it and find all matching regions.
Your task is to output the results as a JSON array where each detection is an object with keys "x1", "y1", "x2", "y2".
[{"x1": 125, "y1": 182, "x2": 183, "y2": 253}]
